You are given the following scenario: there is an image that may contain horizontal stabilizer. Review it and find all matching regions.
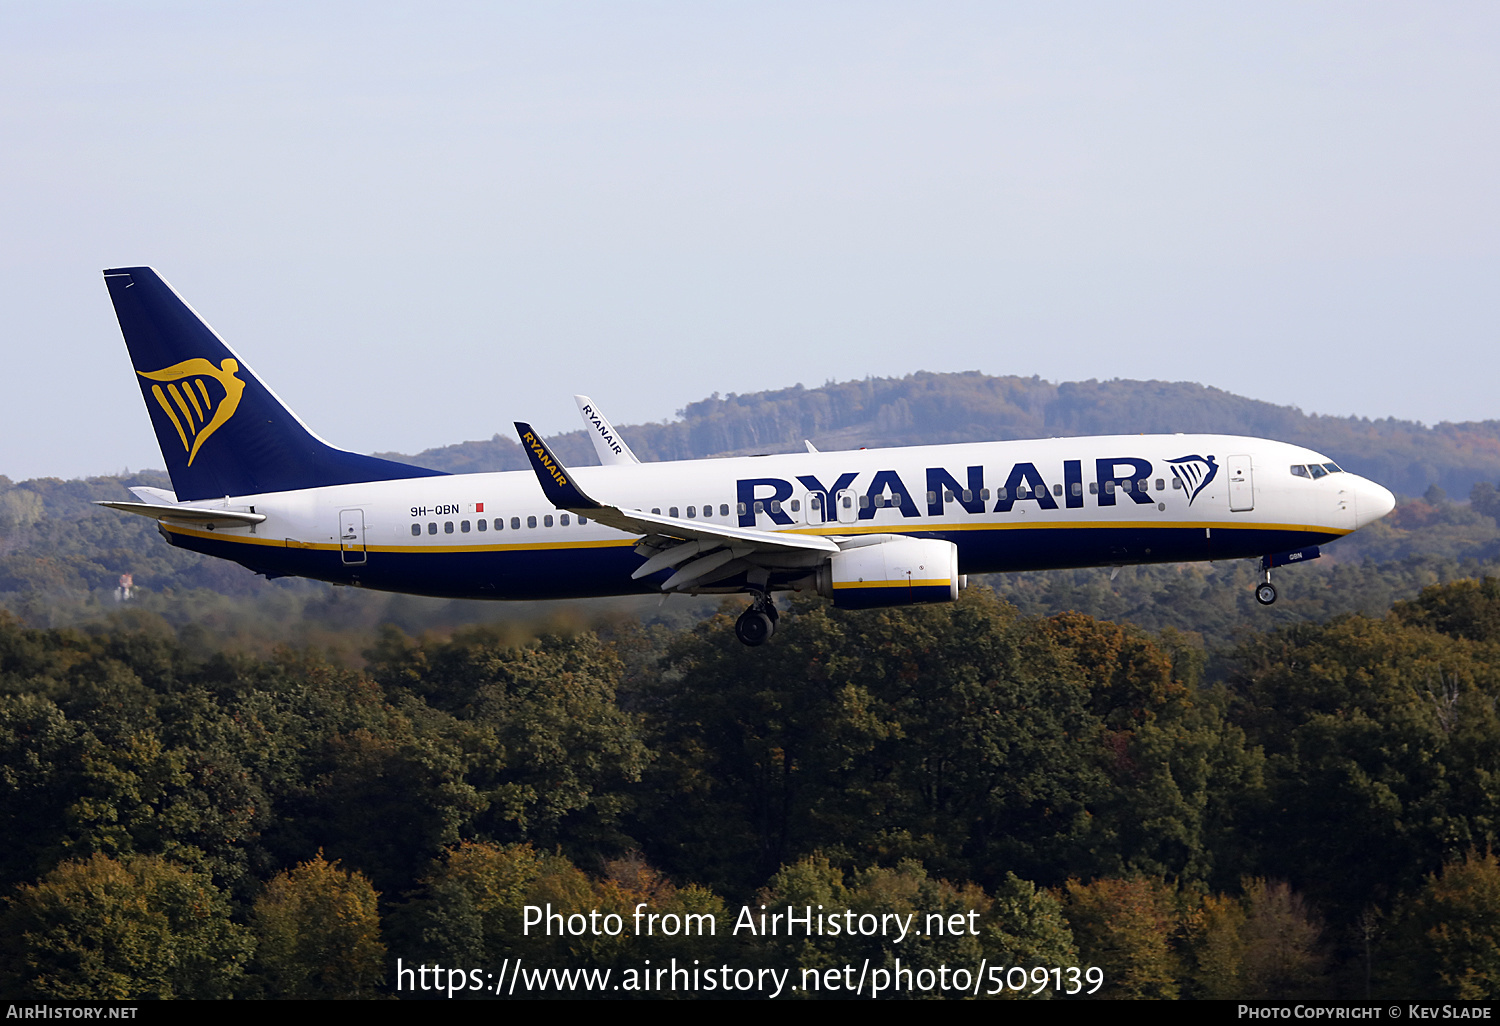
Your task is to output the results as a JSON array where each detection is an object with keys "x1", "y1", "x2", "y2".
[{"x1": 96, "y1": 500, "x2": 266, "y2": 526}]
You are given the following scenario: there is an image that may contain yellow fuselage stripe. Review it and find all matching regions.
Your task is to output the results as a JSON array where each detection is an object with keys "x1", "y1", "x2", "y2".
[{"x1": 162, "y1": 517, "x2": 1345, "y2": 554}]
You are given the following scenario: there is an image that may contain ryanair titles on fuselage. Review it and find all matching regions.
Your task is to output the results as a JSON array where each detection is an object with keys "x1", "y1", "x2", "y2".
[{"x1": 736, "y1": 453, "x2": 1219, "y2": 527}]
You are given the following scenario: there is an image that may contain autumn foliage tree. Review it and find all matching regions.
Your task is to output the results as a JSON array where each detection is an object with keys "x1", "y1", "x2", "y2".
[{"x1": 250, "y1": 851, "x2": 385, "y2": 999}]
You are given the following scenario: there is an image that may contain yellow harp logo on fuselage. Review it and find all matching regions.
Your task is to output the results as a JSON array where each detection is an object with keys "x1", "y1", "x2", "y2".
[{"x1": 137, "y1": 358, "x2": 246, "y2": 466}]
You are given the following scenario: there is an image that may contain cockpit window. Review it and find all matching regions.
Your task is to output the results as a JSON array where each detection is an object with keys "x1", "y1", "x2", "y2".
[
  {"x1": 1291, "y1": 465, "x2": 1311, "y2": 478},
  {"x1": 1308, "y1": 464, "x2": 1328, "y2": 479},
  {"x1": 1323, "y1": 463, "x2": 1342, "y2": 474}
]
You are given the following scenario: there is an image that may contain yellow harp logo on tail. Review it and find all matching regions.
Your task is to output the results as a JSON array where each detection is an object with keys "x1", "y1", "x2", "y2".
[{"x1": 137, "y1": 359, "x2": 247, "y2": 466}]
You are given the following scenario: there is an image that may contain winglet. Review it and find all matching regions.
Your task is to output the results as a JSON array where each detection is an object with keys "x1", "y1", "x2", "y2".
[
  {"x1": 574, "y1": 395, "x2": 641, "y2": 465},
  {"x1": 514, "y1": 422, "x2": 602, "y2": 510}
]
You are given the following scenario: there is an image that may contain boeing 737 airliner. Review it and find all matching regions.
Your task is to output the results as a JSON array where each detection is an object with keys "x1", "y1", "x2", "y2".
[{"x1": 99, "y1": 267, "x2": 1396, "y2": 645}]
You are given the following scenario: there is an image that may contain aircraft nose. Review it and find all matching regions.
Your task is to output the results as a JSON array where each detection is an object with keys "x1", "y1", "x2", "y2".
[{"x1": 1353, "y1": 475, "x2": 1396, "y2": 529}]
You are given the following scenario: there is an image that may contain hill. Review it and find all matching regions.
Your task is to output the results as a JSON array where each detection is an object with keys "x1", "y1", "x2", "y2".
[
  {"x1": 3, "y1": 372, "x2": 1499, "y2": 647},
  {"x1": 376, "y1": 372, "x2": 1500, "y2": 499}
]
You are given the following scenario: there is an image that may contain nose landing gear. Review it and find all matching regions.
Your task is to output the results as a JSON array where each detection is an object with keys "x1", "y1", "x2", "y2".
[{"x1": 1254, "y1": 560, "x2": 1278, "y2": 605}]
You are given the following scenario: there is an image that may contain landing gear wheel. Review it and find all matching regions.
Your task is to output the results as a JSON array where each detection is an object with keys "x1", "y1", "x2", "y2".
[
  {"x1": 1255, "y1": 582, "x2": 1278, "y2": 606},
  {"x1": 735, "y1": 609, "x2": 775, "y2": 646}
]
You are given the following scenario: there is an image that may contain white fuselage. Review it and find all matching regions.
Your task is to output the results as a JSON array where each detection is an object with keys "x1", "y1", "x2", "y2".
[{"x1": 156, "y1": 433, "x2": 1394, "y2": 600}]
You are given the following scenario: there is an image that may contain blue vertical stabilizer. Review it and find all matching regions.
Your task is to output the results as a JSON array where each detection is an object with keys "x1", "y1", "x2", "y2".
[{"x1": 104, "y1": 267, "x2": 445, "y2": 501}]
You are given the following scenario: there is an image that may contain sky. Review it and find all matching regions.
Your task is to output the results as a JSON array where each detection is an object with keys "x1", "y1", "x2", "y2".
[{"x1": 1, "y1": 2, "x2": 1496, "y2": 481}]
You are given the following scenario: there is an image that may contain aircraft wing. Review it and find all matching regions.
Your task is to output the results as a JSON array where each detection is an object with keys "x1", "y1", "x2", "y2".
[{"x1": 515, "y1": 421, "x2": 836, "y2": 591}]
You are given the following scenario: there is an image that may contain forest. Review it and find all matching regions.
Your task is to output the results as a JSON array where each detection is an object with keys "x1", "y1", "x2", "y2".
[
  {"x1": 3, "y1": 372, "x2": 1500, "y2": 1000},
  {"x1": 2, "y1": 576, "x2": 1499, "y2": 999}
]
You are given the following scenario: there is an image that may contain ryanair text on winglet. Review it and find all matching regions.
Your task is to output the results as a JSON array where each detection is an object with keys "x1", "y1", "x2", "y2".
[
  {"x1": 581, "y1": 404, "x2": 625, "y2": 456},
  {"x1": 522, "y1": 432, "x2": 569, "y2": 487}
]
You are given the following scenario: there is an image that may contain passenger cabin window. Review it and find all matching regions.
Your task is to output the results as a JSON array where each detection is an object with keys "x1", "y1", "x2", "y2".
[
  {"x1": 1071, "y1": 482, "x2": 1082, "y2": 496},
  {"x1": 1155, "y1": 479, "x2": 1164, "y2": 490},
  {"x1": 790, "y1": 499, "x2": 800, "y2": 512},
  {"x1": 1172, "y1": 478, "x2": 1183, "y2": 489},
  {"x1": 444, "y1": 521, "x2": 454, "y2": 533},
  {"x1": 720, "y1": 504, "x2": 729, "y2": 517},
  {"x1": 1053, "y1": 484, "x2": 1063, "y2": 496},
  {"x1": 527, "y1": 516, "x2": 537, "y2": 528},
  {"x1": 669, "y1": 507, "x2": 679, "y2": 518},
  {"x1": 461, "y1": 520, "x2": 470, "y2": 533},
  {"x1": 411, "y1": 524, "x2": 421, "y2": 536},
  {"x1": 427, "y1": 523, "x2": 437, "y2": 535},
  {"x1": 579, "y1": 516, "x2": 588, "y2": 525},
  {"x1": 478, "y1": 519, "x2": 488, "y2": 531},
  {"x1": 560, "y1": 514, "x2": 570, "y2": 526},
  {"x1": 686, "y1": 506, "x2": 696, "y2": 519},
  {"x1": 1090, "y1": 482, "x2": 1099, "y2": 494},
  {"x1": 510, "y1": 517, "x2": 520, "y2": 530}
]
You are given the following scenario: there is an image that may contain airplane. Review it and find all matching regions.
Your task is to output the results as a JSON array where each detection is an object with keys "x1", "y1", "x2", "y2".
[{"x1": 98, "y1": 267, "x2": 1397, "y2": 646}]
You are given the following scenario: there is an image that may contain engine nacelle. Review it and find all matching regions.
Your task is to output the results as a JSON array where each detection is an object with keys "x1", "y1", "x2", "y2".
[{"x1": 815, "y1": 536, "x2": 963, "y2": 609}]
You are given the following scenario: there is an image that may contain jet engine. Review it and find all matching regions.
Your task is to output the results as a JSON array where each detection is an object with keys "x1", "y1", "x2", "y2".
[{"x1": 815, "y1": 536, "x2": 964, "y2": 609}]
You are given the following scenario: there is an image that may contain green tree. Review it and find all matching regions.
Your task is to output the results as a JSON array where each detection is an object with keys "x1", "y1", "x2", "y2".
[
  {"x1": 367, "y1": 628, "x2": 649, "y2": 858},
  {"x1": 0, "y1": 853, "x2": 251, "y2": 1000},
  {"x1": 1230, "y1": 612, "x2": 1500, "y2": 919},
  {"x1": 1383, "y1": 850, "x2": 1500, "y2": 999}
]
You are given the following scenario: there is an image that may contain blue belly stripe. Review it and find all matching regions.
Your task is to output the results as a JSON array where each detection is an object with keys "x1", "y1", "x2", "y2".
[{"x1": 162, "y1": 522, "x2": 1341, "y2": 600}]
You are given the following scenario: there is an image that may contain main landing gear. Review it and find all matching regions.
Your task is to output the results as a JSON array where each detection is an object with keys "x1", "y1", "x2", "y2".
[{"x1": 735, "y1": 592, "x2": 779, "y2": 646}]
